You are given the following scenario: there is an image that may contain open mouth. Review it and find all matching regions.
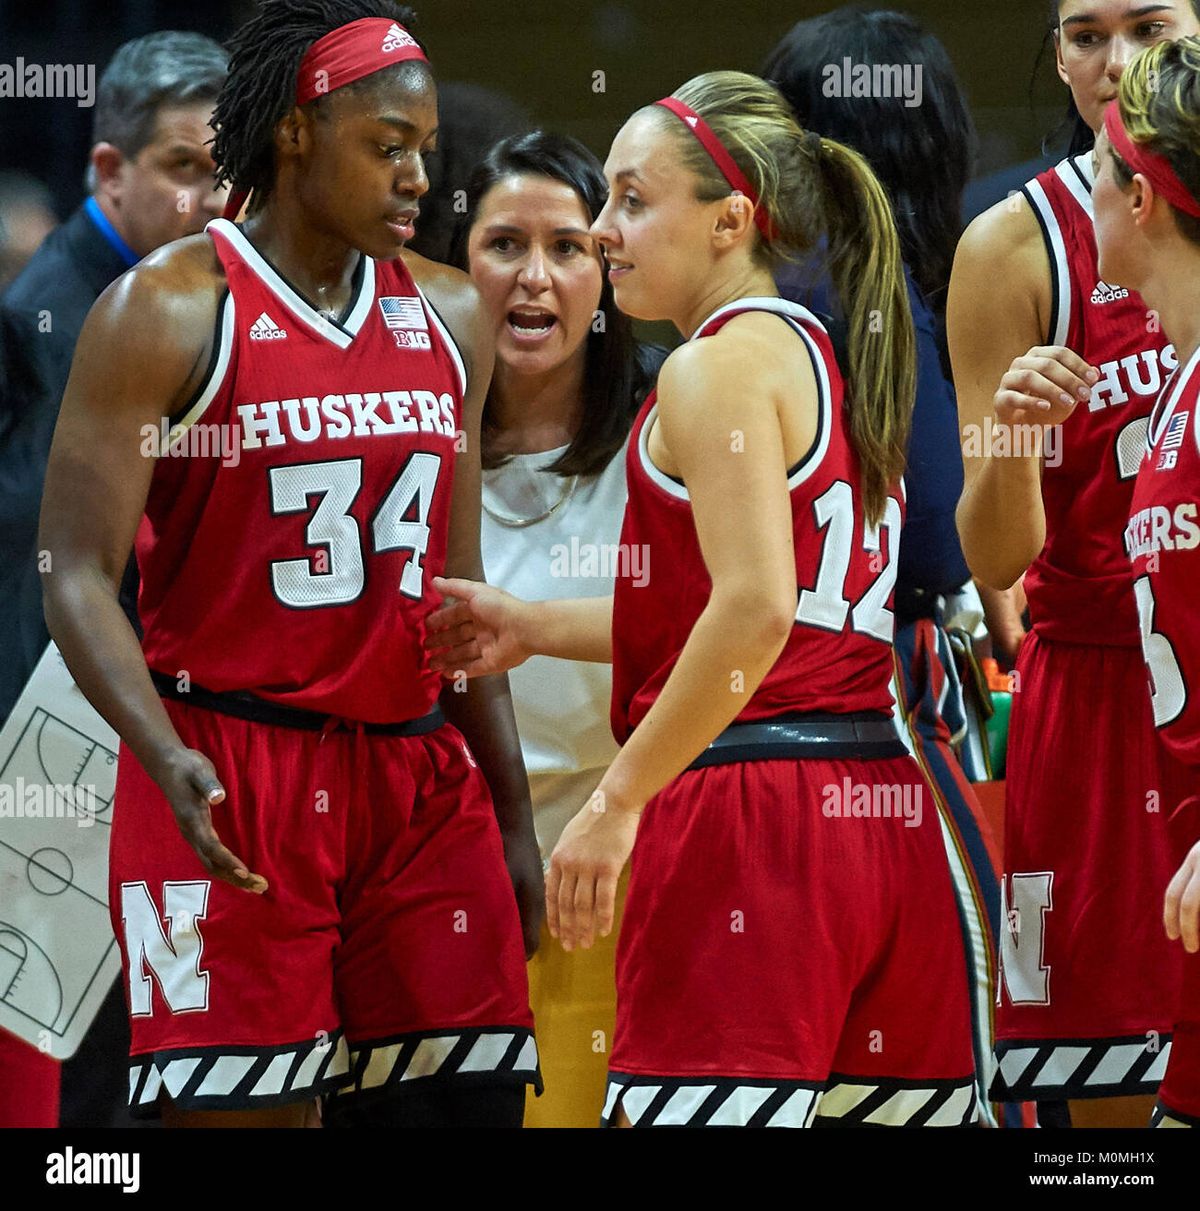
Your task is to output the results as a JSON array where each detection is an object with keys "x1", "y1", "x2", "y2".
[{"x1": 507, "y1": 309, "x2": 558, "y2": 339}]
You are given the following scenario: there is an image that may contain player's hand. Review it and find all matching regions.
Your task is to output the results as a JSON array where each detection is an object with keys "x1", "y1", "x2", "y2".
[
  {"x1": 1165, "y1": 840, "x2": 1200, "y2": 953},
  {"x1": 502, "y1": 828, "x2": 546, "y2": 959},
  {"x1": 547, "y1": 786, "x2": 641, "y2": 952},
  {"x1": 991, "y1": 622, "x2": 1028, "y2": 667},
  {"x1": 154, "y1": 747, "x2": 268, "y2": 894},
  {"x1": 426, "y1": 577, "x2": 533, "y2": 678},
  {"x1": 993, "y1": 346, "x2": 1099, "y2": 429}
]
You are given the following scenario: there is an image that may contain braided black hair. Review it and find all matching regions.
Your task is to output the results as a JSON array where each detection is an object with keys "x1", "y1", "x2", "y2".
[{"x1": 211, "y1": 0, "x2": 423, "y2": 207}]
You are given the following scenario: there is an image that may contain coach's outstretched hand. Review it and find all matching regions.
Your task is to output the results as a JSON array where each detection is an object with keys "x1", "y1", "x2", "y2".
[
  {"x1": 157, "y1": 748, "x2": 268, "y2": 894},
  {"x1": 547, "y1": 787, "x2": 641, "y2": 952},
  {"x1": 426, "y1": 576, "x2": 533, "y2": 677}
]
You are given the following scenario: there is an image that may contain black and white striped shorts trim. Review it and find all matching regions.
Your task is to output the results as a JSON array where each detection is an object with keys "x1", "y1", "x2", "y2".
[
  {"x1": 1152, "y1": 1099, "x2": 1199, "y2": 1128},
  {"x1": 602, "y1": 1073, "x2": 977, "y2": 1127},
  {"x1": 128, "y1": 1029, "x2": 352, "y2": 1117},
  {"x1": 991, "y1": 1034, "x2": 1171, "y2": 1101},
  {"x1": 329, "y1": 1026, "x2": 542, "y2": 1103}
]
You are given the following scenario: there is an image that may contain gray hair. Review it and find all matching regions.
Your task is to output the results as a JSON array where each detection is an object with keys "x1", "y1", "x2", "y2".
[{"x1": 87, "y1": 30, "x2": 228, "y2": 193}]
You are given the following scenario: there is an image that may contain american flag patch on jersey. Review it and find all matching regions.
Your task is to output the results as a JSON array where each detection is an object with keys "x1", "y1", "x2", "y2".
[
  {"x1": 378, "y1": 296, "x2": 428, "y2": 332},
  {"x1": 1163, "y1": 411, "x2": 1190, "y2": 451}
]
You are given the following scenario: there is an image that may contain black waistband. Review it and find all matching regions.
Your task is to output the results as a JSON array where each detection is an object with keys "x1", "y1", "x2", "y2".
[
  {"x1": 149, "y1": 669, "x2": 445, "y2": 736},
  {"x1": 687, "y1": 711, "x2": 908, "y2": 770},
  {"x1": 893, "y1": 583, "x2": 943, "y2": 627}
]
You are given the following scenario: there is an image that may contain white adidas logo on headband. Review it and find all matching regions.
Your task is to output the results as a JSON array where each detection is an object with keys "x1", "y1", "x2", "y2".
[{"x1": 381, "y1": 22, "x2": 418, "y2": 53}]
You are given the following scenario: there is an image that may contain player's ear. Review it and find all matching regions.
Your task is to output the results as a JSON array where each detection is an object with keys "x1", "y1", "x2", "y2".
[
  {"x1": 274, "y1": 106, "x2": 308, "y2": 163},
  {"x1": 713, "y1": 192, "x2": 754, "y2": 249},
  {"x1": 1053, "y1": 28, "x2": 1070, "y2": 88},
  {"x1": 1131, "y1": 173, "x2": 1154, "y2": 227}
]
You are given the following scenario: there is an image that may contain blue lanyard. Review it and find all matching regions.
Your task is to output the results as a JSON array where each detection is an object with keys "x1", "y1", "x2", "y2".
[{"x1": 84, "y1": 197, "x2": 140, "y2": 268}]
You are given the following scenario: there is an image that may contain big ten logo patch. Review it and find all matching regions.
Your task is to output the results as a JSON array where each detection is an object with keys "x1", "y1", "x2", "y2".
[
  {"x1": 393, "y1": 329, "x2": 432, "y2": 351},
  {"x1": 379, "y1": 296, "x2": 430, "y2": 352}
]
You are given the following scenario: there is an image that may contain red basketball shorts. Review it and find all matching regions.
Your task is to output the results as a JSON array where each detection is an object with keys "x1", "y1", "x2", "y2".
[
  {"x1": 994, "y1": 631, "x2": 1186, "y2": 1101},
  {"x1": 1156, "y1": 792, "x2": 1200, "y2": 1128},
  {"x1": 110, "y1": 696, "x2": 537, "y2": 1118},
  {"x1": 605, "y1": 754, "x2": 977, "y2": 1127}
]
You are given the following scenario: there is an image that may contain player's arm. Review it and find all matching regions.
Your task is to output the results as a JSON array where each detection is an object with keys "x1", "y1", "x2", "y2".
[
  {"x1": 949, "y1": 198, "x2": 1093, "y2": 590},
  {"x1": 548, "y1": 333, "x2": 802, "y2": 949},
  {"x1": 415, "y1": 259, "x2": 544, "y2": 954},
  {"x1": 591, "y1": 335, "x2": 798, "y2": 810},
  {"x1": 38, "y1": 244, "x2": 266, "y2": 894}
]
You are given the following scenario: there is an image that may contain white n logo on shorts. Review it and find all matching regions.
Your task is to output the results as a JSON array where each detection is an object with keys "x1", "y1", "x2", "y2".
[
  {"x1": 121, "y1": 881, "x2": 210, "y2": 1016},
  {"x1": 998, "y1": 872, "x2": 1054, "y2": 1006}
]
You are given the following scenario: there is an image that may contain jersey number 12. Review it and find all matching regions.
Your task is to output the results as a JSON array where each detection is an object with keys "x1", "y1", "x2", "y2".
[{"x1": 796, "y1": 480, "x2": 902, "y2": 641}]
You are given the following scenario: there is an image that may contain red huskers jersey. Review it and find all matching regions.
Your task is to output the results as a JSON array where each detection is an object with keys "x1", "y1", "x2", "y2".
[
  {"x1": 1126, "y1": 345, "x2": 1200, "y2": 766},
  {"x1": 136, "y1": 218, "x2": 466, "y2": 722},
  {"x1": 610, "y1": 297, "x2": 904, "y2": 743},
  {"x1": 1021, "y1": 153, "x2": 1178, "y2": 644}
]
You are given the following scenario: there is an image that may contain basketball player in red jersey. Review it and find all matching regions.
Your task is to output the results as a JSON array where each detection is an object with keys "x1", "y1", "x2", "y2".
[
  {"x1": 950, "y1": 0, "x2": 1200, "y2": 1126},
  {"x1": 428, "y1": 70, "x2": 976, "y2": 1127},
  {"x1": 1092, "y1": 36, "x2": 1200, "y2": 1127},
  {"x1": 37, "y1": 2, "x2": 542, "y2": 1128}
]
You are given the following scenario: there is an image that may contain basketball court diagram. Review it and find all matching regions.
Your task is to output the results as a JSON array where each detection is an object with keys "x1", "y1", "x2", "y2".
[{"x1": 0, "y1": 645, "x2": 121, "y2": 1058}]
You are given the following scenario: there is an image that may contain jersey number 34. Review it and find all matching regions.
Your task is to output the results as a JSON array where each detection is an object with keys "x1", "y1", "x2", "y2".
[{"x1": 268, "y1": 453, "x2": 443, "y2": 608}]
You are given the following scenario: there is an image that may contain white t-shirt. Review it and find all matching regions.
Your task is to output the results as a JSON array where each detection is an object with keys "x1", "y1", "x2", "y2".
[{"x1": 481, "y1": 441, "x2": 628, "y2": 860}]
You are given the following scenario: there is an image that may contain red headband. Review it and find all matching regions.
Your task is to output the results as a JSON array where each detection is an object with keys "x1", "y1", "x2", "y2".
[
  {"x1": 1104, "y1": 101, "x2": 1200, "y2": 220},
  {"x1": 222, "y1": 19, "x2": 428, "y2": 220},
  {"x1": 654, "y1": 97, "x2": 777, "y2": 240},
  {"x1": 296, "y1": 18, "x2": 427, "y2": 105}
]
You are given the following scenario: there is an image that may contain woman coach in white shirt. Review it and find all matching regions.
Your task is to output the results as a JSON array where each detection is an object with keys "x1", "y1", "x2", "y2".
[{"x1": 457, "y1": 130, "x2": 661, "y2": 1127}]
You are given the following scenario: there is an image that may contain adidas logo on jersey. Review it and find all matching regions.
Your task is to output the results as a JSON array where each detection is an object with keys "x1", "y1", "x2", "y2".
[
  {"x1": 381, "y1": 22, "x2": 419, "y2": 53},
  {"x1": 1091, "y1": 279, "x2": 1130, "y2": 305},
  {"x1": 249, "y1": 312, "x2": 287, "y2": 341}
]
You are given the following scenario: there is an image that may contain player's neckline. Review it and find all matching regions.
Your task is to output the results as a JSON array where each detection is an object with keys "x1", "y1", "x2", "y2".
[{"x1": 208, "y1": 218, "x2": 376, "y2": 351}]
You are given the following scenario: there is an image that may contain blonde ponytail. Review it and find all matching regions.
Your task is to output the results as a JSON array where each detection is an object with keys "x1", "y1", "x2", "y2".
[
  {"x1": 661, "y1": 70, "x2": 915, "y2": 527},
  {"x1": 811, "y1": 137, "x2": 916, "y2": 527}
]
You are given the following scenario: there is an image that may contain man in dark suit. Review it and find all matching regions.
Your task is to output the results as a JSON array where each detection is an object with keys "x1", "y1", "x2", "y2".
[{"x1": 0, "y1": 29, "x2": 227, "y2": 1128}]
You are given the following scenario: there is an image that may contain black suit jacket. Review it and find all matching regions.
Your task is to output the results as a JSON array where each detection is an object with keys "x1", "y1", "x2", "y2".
[{"x1": 0, "y1": 204, "x2": 132, "y2": 718}]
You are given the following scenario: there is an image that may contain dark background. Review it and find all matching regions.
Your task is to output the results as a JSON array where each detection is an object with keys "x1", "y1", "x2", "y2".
[{"x1": 0, "y1": 0, "x2": 1069, "y2": 219}]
